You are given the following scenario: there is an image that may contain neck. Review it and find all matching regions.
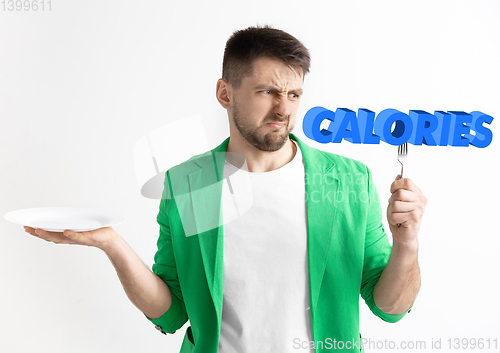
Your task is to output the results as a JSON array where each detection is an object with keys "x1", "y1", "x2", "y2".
[{"x1": 226, "y1": 135, "x2": 297, "y2": 173}]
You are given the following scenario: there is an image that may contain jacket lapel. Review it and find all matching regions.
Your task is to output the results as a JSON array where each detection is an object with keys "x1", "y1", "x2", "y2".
[
  {"x1": 188, "y1": 137, "x2": 230, "y2": 325},
  {"x1": 290, "y1": 134, "x2": 339, "y2": 320}
]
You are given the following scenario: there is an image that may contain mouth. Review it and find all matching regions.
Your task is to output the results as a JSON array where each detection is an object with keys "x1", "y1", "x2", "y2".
[{"x1": 266, "y1": 121, "x2": 286, "y2": 129}]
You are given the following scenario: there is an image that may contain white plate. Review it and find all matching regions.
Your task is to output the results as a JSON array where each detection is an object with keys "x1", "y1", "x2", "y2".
[{"x1": 4, "y1": 207, "x2": 126, "y2": 232}]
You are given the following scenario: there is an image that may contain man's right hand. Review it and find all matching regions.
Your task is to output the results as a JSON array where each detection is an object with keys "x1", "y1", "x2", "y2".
[{"x1": 24, "y1": 226, "x2": 118, "y2": 252}]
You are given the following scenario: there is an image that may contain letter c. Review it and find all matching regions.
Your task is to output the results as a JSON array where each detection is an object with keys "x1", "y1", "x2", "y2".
[{"x1": 303, "y1": 107, "x2": 335, "y2": 144}]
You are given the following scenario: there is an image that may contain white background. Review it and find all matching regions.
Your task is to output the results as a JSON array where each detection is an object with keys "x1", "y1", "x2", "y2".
[{"x1": 1, "y1": 1, "x2": 499, "y2": 352}]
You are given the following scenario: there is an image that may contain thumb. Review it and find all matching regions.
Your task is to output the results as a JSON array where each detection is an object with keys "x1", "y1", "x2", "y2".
[
  {"x1": 63, "y1": 229, "x2": 84, "y2": 242},
  {"x1": 396, "y1": 174, "x2": 402, "y2": 181}
]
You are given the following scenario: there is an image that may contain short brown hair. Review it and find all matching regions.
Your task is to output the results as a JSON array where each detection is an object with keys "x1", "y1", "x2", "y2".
[{"x1": 222, "y1": 25, "x2": 311, "y2": 89}]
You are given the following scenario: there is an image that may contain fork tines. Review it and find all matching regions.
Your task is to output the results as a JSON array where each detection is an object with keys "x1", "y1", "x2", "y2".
[{"x1": 398, "y1": 142, "x2": 408, "y2": 155}]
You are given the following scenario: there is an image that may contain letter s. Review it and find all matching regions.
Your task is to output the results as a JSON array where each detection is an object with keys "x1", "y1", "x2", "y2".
[{"x1": 466, "y1": 111, "x2": 494, "y2": 148}]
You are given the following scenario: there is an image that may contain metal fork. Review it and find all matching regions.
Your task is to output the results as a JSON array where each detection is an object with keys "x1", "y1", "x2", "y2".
[
  {"x1": 396, "y1": 142, "x2": 408, "y2": 227},
  {"x1": 397, "y1": 142, "x2": 408, "y2": 180}
]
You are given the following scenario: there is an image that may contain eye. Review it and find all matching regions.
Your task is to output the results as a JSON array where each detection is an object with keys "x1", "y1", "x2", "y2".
[
  {"x1": 261, "y1": 90, "x2": 271, "y2": 94},
  {"x1": 289, "y1": 93, "x2": 299, "y2": 99}
]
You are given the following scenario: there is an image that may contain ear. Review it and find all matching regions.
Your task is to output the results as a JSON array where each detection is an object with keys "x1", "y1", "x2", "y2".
[{"x1": 216, "y1": 78, "x2": 231, "y2": 109}]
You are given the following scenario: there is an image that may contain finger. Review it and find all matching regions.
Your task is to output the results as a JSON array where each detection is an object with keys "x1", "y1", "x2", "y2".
[
  {"x1": 62, "y1": 229, "x2": 91, "y2": 243},
  {"x1": 24, "y1": 226, "x2": 41, "y2": 237},
  {"x1": 24, "y1": 226, "x2": 46, "y2": 238},
  {"x1": 388, "y1": 212, "x2": 411, "y2": 227},
  {"x1": 389, "y1": 189, "x2": 421, "y2": 203},
  {"x1": 388, "y1": 208, "x2": 424, "y2": 227},
  {"x1": 32, "y1": 228, "x2": 79, "y2": 245},
  {"x1": 388, "y1": 200, "x2": 417, "y2": 214},
  {"x1": 390, "y1": 177, "x2": 422, "y2": 194}
]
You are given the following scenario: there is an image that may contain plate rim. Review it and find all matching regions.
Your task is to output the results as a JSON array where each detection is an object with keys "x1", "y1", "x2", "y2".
[{"x1": 4, "y1": 206, "x2": 126, "y2": 232}]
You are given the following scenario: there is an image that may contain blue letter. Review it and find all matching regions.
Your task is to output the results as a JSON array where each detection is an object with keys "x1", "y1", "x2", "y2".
[
  {"x1": 303, "y1": 107, "x2": 334, "y2": 144},
  {"x1": 357, "y1": 109, "x2": 380, "y2": 144},
  {"x1": 374, "y1": 109, "x2": 413, "y2": 146},
  {"x1": 433, "y1": 111, "x2": 452, "y2": 146},
  {"x1": 448, "y1": 111, "x2": 472, "y2": 147},
  {"x1": 331, "y1": 108, "x2": 361, "y2": 144},
  {"x1": 465, "y1": 111, "x2": 494, "y2": 148},
  {"x1": 408, "y1": 110, "x2": 438, "y2": 146}
]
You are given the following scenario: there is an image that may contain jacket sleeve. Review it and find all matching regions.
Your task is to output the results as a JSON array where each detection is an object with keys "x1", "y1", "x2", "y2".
[
  {"x1": 359, "y1": 166, "x2": 412, "y2": 323},
  {"x1": 145, "y1": 175, "x2": 189, "y2": 334}
]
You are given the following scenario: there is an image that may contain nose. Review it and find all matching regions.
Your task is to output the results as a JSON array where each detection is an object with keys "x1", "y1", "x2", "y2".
[{"x1": 274, "y1": 96, "x2": 291, "y2": 119}]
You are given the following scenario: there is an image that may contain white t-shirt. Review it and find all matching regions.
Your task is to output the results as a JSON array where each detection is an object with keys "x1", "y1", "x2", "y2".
[{"x1": 218, "y1": 140, "x2": 314, "y2": 352}]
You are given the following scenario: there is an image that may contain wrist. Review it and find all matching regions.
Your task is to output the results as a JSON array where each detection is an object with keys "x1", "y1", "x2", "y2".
[
  {"x1": 98, "y1": 229, "x2": 122, "y2": 254},
  {"x1": 392, "y1": 238, "x2": 419, "y2": 256}
]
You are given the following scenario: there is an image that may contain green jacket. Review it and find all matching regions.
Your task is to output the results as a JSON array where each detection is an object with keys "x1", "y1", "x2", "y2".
[{"x1": 147, "y1": 133, "x2": 410, "y2": 352}]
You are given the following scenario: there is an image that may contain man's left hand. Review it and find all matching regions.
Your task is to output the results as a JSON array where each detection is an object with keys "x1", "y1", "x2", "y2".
[{"x1": 387, "y1": 175, "x2": 427, "y2": 246}]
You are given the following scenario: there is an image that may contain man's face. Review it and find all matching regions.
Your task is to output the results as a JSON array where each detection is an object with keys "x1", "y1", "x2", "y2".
[{"x1": 229, "y1": 57, "x2": 303, "y2": 152}]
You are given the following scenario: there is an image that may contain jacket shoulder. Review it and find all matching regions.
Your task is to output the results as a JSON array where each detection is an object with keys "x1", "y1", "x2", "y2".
[
  {"x1": 310, "y1": 146, "x2": 370, "y2": 175},
  {"x1": 167, "y1": 149, "x2": 211, "y2": 176},
  {"x1": 167, "y1": 137, "x2": 229, "y2": 177}
]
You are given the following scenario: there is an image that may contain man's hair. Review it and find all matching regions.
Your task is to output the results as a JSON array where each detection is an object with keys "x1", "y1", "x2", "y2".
[{"x1": 222, "y1": 25, "x2": 311, "y2": 89}]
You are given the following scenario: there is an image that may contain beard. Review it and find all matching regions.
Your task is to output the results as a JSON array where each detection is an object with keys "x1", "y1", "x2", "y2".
[{"x1": 232, "y1": 98, "x2": 295, "y2": 152}]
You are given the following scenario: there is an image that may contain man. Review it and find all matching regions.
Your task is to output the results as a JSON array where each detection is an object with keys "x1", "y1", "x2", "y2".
[{"x1": 24, "y1": 26, "x2": 427, "y2": 352}]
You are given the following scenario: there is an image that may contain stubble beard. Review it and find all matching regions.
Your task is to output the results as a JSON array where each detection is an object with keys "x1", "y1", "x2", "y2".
[{"x1": 231, "y1": 98, "x2": 294, "y2": 152}]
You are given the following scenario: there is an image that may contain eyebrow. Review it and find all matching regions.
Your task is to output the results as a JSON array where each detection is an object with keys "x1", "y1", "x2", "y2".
[{"x1": 254, "y1": 84, "x2": 303, "y2": 96}]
